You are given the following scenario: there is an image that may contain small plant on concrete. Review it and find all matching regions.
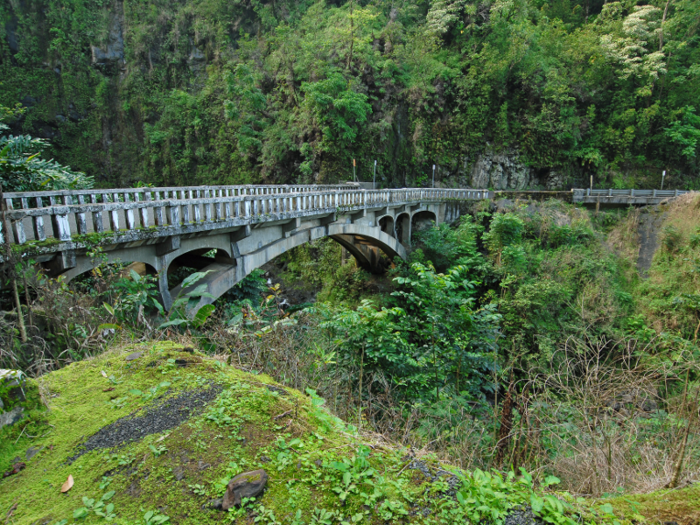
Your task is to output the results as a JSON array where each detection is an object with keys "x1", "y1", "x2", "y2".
[{"x1": 158, "y1": 270, "x2": 216, "y2": 331}]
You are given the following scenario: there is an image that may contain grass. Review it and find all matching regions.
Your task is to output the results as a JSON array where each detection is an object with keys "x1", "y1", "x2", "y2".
[{"x1": 608, "y1": 484, "x2": 700, "y2": 525}]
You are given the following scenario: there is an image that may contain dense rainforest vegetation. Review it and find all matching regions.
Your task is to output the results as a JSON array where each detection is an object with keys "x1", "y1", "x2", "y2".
[
  {"x1": 0, "y1": 0, "x2": 699, "y2": 189},
  {"x1": 2, "y1": 0, "x2": 700, "y2": 522}
]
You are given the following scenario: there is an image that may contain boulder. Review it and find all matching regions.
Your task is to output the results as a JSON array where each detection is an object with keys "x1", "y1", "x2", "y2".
[
  {"x1": 0, "y1": 407, "x2": 24, "y2": 431},
  {"x1": 221, "y1": 469, "x2": 269, "y2": 510},
  {"x1": 1, "y1": 369, "x2": 27, "y2": 405}
]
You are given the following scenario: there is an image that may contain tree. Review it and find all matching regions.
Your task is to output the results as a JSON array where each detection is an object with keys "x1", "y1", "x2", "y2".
[{"x1": 0, "y1": 105, "x2": 93, "y2": 193}]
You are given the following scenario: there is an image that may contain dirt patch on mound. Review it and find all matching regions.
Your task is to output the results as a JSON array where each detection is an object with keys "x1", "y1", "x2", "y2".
[{"x1": 68, "y1": 385, "x2": 223, "y2": 463}]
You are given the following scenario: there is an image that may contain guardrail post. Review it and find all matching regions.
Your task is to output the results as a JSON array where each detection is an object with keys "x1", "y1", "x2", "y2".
[
  {"x1": 204, "y1": 190, "x2": 213, "y2": 221},
  {"x1": 225, "y1": 190, "x2": 232, "y2": 219},
  {"x1": 155, "y1": 192, "x2": 166, "y2": 227},
  {"x1": 90, "y1": 194, "x2": 103, "y2": 233},
  {"x1": 6, "y1": 198, "x2": 26, "y2": 244}
]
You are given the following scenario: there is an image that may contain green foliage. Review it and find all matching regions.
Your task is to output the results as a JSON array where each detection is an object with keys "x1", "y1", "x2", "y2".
[
  {"x1": 225, "y1": 268, "x2": 267, "y2": 304},
  {"x1": 3, "y1": 0, "x2": 700, "y2": 187},
  {"x1": 0, "y1": 120, "x2": 93, "y2": 192},
  {"x1": 107, "y1": 270, "x2": 164, "y2": 328},
  {"x1": 412, "y1": 215, "x2": 485, "y2": 272},
  {"x1": 315, "y1": 261, "x2": 500, "y2": 401},
  {"x1": 454, "y1": 469, "x2": 574, "y2": 525},
  {"x1": 666, "y1": 106, "x2": 700, "y2": 162},
  {"x1": 158, "y1": 271, "x2": 216, "y2": 331},
  {"x1": 484, "y1": 213, "x2": 525, "y2": 257}
]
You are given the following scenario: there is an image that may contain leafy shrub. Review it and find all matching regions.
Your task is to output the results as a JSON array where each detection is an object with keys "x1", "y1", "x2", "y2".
[{"x1": 661, "y1": 226, "x2": 683, "y2": 253}]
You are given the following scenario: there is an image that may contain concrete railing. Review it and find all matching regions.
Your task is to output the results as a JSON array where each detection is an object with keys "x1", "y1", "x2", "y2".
[{"x1": 0, "y1": 186, "x2": 490, "y2": 246}]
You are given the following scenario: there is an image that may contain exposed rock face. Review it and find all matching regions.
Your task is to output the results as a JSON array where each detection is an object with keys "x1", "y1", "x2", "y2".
[
  {"x1": 469, "y1": 152, "x2": 533, "y2": 190},
  {"x1": 91, "y1": 14, "x2": 124, "y2": 71},
  {"x1": 636, "y1": 207, "x2": 667, "y2": 277},
  {"x1": 221, "y1": 469, "x2": 269, "y2": 510}
]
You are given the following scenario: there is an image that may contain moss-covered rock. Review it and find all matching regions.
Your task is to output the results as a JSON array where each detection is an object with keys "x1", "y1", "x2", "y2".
[{"x1": 0, "y1": 342, "x2": 621, "y2": 524}]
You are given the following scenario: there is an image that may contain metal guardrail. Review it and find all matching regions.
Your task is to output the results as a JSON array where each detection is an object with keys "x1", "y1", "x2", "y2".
[
  {"x1": 573, "y1": 188, "x2": 689, "y2": 200},
  {"x1": 0, "y1": 186, "x2": 490, "y2": 246}
]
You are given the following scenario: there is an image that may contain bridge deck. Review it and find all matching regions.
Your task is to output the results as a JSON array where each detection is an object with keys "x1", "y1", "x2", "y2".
[{"x1": 0, "y1": 185, "x2": 490, "y2": 250}]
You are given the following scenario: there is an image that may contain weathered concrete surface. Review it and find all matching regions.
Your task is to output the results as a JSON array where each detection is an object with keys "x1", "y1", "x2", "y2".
[{"x1": 13, "y1": 197, "x2": 434, "y2": 310}]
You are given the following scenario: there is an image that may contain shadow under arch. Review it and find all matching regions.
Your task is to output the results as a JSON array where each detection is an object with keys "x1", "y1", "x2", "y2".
[
  {"x1": 174, "y1": 224, "x2": 407, "y2": 310},
  {"x1": 411, "y1": 210, "x2": 437, "y2": 238},
  {"x1": 58, "y1": 246, "x2": 159, "y2": 284},
  {"x1": 378, "y1": 215, "x2": 395, "y2": 238}
]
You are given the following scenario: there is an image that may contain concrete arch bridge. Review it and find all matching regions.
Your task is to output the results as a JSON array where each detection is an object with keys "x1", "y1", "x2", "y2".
[{"x1": 1, "y1": 185, "x2": 489, "y2": 309}]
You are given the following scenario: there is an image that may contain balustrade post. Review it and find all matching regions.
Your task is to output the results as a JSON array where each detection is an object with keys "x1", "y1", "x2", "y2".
[
  {"x1": 32, "y1": 196, "x2": 46, "y2": 241},
  {"x1": 90, "y1": 195, "x2": 103, "y2": 233},
  {"x1": 139, "y1": 191, "x2": 150, "y2": 228},
  {"x1": 201, "y1": 190, "x2": 210, "y2": 221},
  {"x1": 224, "y1": 190, "x2": 232, "y2": 219},
  {"x1": 107, "y1": 193, "x2": 120, "y2": 232},
  {"x1": 168, "y1": 199, "x2": 180, "y2": 226},
  {"x1": 49, "y1": 196, "x2": 72, "y2": 241},
  {"x1": 215, "y1": 190, "x2": 223, "y2": 220},
  {"x1": 124, "y1": 193, "x2": 136, "y2": 230},
  {"x1": 75, "y1": 195, "x2": 88, "y2": 235},
  {"x1": 6, "y1": 198, "x2": 26, "y2": 244},
  {"x1": 153, "y1": 192, "x2": 165, "y2": 227},
  {"x1": 193, "y1": 190, "x2": 202, "y2": 222}
]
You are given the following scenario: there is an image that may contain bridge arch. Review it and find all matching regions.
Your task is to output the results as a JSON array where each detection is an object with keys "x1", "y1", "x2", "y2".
[
  {"x1": 378, "y1": 215, "x2": 395, "y2": 238},
  {"x1": 59, "y1": 245, "x2": 160, "y2": 283},
  {"x1": 411, "y1": 209, "x2": 437, "y2": 235},
  {"x1": 173, "y1": 223, "x2": 406, "y2": 311}
]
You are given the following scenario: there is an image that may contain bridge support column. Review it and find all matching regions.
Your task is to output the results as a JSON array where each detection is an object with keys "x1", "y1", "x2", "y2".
[
  {"x1": 396, "y1": 214, "x2": 411, "y2": 245},
  {"x1": 156, "y1": 236, "x2": 181, "y2": 256},
  {"x1": 45, "y1": 250, "x2": 77, "y2": 275},
  {"x1": 156, "y1": 256, "x2": 173, "y2": 311}
]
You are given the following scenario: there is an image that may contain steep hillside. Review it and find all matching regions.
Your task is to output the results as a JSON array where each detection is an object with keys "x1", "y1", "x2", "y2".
[
  {"x1": 608, "y1": 192, "x2": 700, "y2": 337},
  {"x1": 1, "y1": 0, "x2": 699, "y2": 189}
]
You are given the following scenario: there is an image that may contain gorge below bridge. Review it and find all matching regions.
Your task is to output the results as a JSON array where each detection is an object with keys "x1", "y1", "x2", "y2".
[{"x1": 0, "y1": 185, "x2": 489, "y2": 309}]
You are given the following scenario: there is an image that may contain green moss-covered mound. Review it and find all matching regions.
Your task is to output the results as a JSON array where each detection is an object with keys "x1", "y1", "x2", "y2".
[{"x1": 1, "y1": 342, "x2": 619, "y2": 525}]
